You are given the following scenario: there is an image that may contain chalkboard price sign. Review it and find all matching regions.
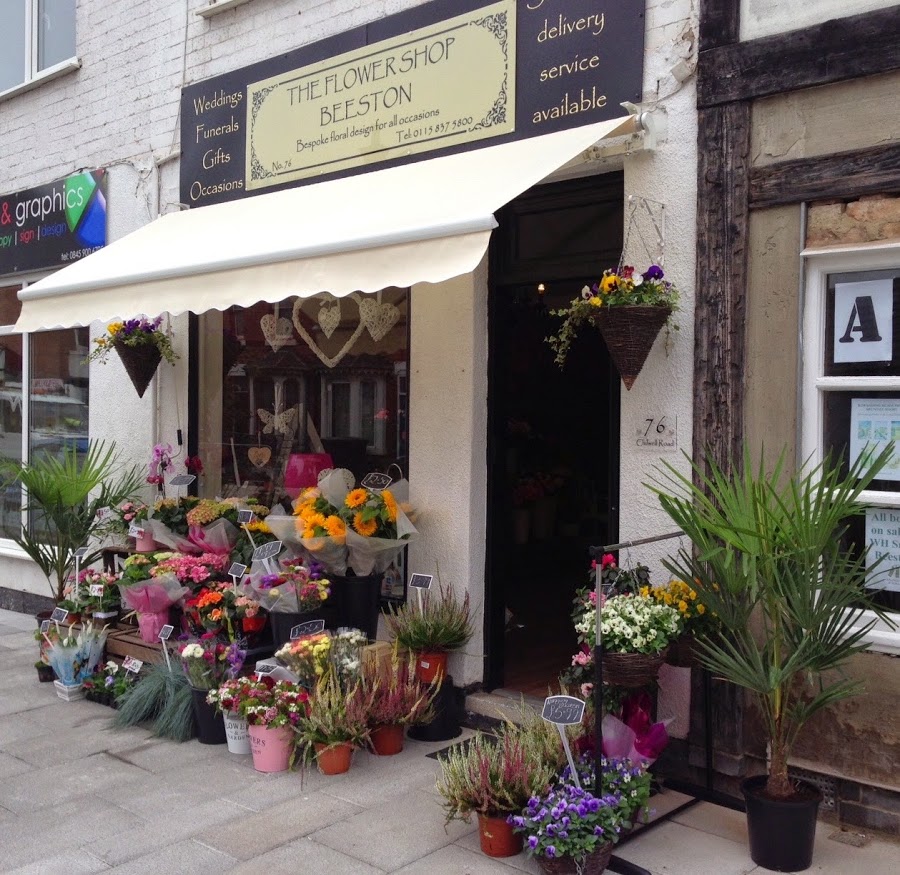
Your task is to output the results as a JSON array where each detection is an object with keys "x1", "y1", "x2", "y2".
[
  {"x1": 50, "y1": 607, "x2": 69, "y2": 623},
  {"x1": 40, "y1": 620, "x2": 51, "y2": 634},
  {"x1": 158, "y1": 625, "x2": 174, "y2": 641},
  {"x1": 169, "y1": 474, "x2": 196, "y2": 487},
  {"x1": 361, "y1": 472, "x2": 393, "y2": 490},
  {"x1": 73, "y1": 546, "x2": 90, "y2": 559},
  {"x1": 291, "y1": 619, "x2": 326, "y2": 639},
  {"x1": 237, "y1": 509, "x2": 256, "y2": 524},
  {"x1": 228, "y1": 562, "x2": 248, "y2": 579},
  {"x1": 541, "y1": 695, "x2": 586, "y2": 727},
  {"x1": 409, "y1": 573, "x2": 433, "y2": 590},
  {"x1": 252, "y1": 540, "x2": 282, "y2": 562},
  {"x1": 254, "y1": 660, "x2": 279, "y2": 676}
]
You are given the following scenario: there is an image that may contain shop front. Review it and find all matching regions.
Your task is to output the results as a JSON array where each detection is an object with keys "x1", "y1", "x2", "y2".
[{"x1": 6, "y1": 0, "x2": 699, "y2": 694}]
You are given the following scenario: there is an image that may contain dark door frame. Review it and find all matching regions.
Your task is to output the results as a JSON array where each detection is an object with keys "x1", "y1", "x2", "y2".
[{"x1": 483, "y1": 173, "x2": 624, "y2": 691}]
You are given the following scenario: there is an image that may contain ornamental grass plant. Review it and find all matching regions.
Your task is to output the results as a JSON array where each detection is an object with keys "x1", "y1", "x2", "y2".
[{"x1": 386, "y1": 583, "x2": 474, "y2": 654}]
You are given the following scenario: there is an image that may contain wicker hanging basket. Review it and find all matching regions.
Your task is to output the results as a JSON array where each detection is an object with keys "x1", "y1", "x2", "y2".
[
  {"x1": 538, "y1": 842, "x2": 614, "y2": 874},
  {"x1": 593, "y1": 305, "x2": 671, "y2": 390},
  {"x1": 602, "y1": 648, "x2": 669, "y2": 688},
  {"x1": 114, "y1": 339, "x2": 162, "y2": 398}
]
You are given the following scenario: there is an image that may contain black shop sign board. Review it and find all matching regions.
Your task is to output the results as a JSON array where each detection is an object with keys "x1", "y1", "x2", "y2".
[{"x1": 180, "y1": 0, "x2": 644, "y2": 208}]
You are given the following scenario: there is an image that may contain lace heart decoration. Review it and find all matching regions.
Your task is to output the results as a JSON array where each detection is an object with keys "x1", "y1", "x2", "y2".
[
  {"x1": 358, "y1": 297, "x2": 400, "y2": 342},
  {"x1": 318, "y1": 300, "x2": 341, "y2": 339},
  {"x1": 260, "y1": 314, "x2": 293, "y2": 353},
  {"x1": 293, "y1": 297, "x2": 364, "y2": 368},
  {"x1": 248, "y1": 446, "x2": 271, "y2": 468}
]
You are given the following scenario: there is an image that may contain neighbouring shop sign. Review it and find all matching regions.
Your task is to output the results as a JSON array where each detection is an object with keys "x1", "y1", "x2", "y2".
[
  {"x1": 247, "y1": 1, "x2": 515, "y2": 190},
  {"x1": 181, "y1": 0, "x2": 644, "y2": 207},
  {"x1": 0, "y1": 170, "x2": 107, "y2": 275},
  {"x1": 865, "y1": 507, "x2": 900, "y2": 592}
]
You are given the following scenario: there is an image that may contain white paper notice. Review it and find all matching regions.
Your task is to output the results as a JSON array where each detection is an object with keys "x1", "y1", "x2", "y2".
[
  {"x1": 865, "y1": 507, "x2": 900, "y2": 592},
  {"x1": 849, "y1": 398, "x2": 900, "y2": 481},
  {"x1": 834, "y1": 280, "x2": 893, "y2": 364}
]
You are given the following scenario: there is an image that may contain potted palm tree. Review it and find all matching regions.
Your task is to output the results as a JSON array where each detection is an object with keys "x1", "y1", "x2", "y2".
[
  {"x1": 649, "y1": 446, "x2": 897, "y2": 872},
  {"x1": 0, "y1": 441, "x2": 142, "y2": 604}
]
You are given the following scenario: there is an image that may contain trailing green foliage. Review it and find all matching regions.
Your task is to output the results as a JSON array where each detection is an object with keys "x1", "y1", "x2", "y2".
[{"x1": 648, "y1": 446, "x2": 897, "y2": 798}]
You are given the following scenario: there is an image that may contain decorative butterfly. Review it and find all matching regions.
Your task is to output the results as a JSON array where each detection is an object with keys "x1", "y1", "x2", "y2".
[{"x1": 257, "y1": 407, "x2": 297, "y2": 436}]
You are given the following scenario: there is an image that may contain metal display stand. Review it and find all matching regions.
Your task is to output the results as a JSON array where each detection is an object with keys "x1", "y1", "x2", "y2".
[{"x1": 588, "y1": 531, "x2": 742, "y2": 875}]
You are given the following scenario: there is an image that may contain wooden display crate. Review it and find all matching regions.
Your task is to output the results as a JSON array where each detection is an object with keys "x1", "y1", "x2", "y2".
[{"x1": 104, "y1": 627, "x2": 166, "y2": 665}]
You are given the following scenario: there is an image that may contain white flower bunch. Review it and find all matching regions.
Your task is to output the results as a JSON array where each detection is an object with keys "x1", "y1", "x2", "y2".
[
  {"x1": 180, "y1": 642, "x2": 205, "y2": 659},
  {"x1": 576, "y1": 594, "x2": 680, "y2": 655}
]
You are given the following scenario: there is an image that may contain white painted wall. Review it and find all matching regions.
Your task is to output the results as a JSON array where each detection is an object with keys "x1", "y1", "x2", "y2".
[{"x1": 740, "y1": 0, "x2": 896, "y2": 40}]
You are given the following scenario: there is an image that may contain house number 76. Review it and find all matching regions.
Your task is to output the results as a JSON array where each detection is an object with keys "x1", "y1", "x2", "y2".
[{"x1": 644, "y1": 417, "x2": 668, "y2": 437}]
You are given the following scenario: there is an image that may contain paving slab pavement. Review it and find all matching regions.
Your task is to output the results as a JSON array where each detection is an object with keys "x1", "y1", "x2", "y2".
[{"x1": 1, "y1": 608, "x2": 898, "y2": 874}]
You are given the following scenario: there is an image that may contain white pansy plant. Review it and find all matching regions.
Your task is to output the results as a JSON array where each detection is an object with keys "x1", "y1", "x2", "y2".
[{"x1": 575, "y1": 593, "x2": 681, "y2": 655}]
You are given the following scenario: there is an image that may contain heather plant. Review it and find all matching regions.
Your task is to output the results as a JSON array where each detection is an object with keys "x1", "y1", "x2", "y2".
[
  {"x1": 362, "y1": 647, "x2": 436, "y2": 727},
  {"x1": 436, "y1": 728, "x2": 558, "y2": 824},
  {"x1": 294, "y1": 670, "x2": 371, "y2": 756},
  {"x1": 386, "y1": 584, "x2": 474, "y2": 653}
]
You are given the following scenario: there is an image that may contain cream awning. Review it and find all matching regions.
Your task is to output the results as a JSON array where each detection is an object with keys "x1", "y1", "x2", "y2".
[{"x1": 15, "y1": 116, "x2": 635, "y2": 332}]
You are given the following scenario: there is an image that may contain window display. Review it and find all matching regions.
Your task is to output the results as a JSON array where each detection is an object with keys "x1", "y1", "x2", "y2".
[{"x1": 197, "y1": 289, "x2": 409, "y2": 513}]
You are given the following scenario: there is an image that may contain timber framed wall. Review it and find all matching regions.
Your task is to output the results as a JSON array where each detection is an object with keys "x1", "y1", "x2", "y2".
[{"x1": 694, "y1": 0, "x2": 900, "y2": 834}]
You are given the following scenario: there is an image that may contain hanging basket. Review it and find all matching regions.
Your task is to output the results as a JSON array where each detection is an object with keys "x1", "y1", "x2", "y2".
[
  {"x1": 114, "y1": 339, "x2": 163, "y2": 398},
  {"x1": 593, "y1": 305, "x2": 671, "y2": 390},
  {"x1": 602, "y1": 648, "x2": 668, "y2": 688},
  {"x1": 538, "y1": 842, "x2": 614, "y2": 874}
]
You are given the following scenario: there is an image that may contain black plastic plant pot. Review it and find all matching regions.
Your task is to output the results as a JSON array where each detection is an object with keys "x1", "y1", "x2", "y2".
[
  {"x1": 331, "y1": 573, "x2": 382, "y2": 640},
  {"x1": 407, "y1": 675, "x2": 462, "y2": 743},
  {"x1": 742, "y1": 774, "x2": 822, "y2": 872},
  {"x1": 190, "y1": 687, "x2": 227, "y2": 745}
]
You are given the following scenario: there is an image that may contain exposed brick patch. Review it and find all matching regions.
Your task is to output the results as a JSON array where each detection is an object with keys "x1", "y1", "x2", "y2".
[
  {"x1": 840, "y1": 801, "x2": 900, "y2": 836},
  {"x1": 807, "y1": 194, "x2": 900, "y2": 247}
]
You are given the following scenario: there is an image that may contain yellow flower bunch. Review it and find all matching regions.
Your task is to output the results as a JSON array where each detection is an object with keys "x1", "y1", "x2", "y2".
[
  {"x1": 293, "y1": 489, "x2": 346, "y2": 540},
  {"x1": 275, "y1": 633, "x2": 332, "y2": 684},
  {"x1": 339, "y1": 487, "x2": 403, "y2": 538},
  {"x1": 643, "y1": 580, "x2": 716, "y2": 633}
]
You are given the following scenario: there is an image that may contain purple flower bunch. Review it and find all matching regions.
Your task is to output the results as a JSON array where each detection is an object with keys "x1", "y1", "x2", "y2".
[
  {"x1": 510, "y1": 757, "x2": 650, "y2": 865},
  {"x1": 121, "y1": 316, "x2": 163, "y2": 336}
]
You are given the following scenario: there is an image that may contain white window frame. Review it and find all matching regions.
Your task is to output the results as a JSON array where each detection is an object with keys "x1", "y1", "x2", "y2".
[
  {"x1": 320, "y1": 376, "x2": 387, "y2": 455},
  {"x1": 0, "y1": 0, "x2": 80, "y2": 103},
  {"x1": 801, "y1": 240, "x2": 900, "y2": 655}
]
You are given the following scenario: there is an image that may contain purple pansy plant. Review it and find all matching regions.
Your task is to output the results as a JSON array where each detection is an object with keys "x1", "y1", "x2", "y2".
[{"x1": 510, "y1": 756, "x2": 651, "y2": 865}]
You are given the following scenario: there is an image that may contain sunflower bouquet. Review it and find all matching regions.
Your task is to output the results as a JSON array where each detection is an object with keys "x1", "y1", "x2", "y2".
[{"x1": 339, "y1": 484, "x2": 418, "y2": 576}]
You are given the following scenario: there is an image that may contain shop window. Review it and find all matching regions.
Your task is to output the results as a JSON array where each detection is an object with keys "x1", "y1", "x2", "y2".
[
  {"x1": 0, "y1": 0, "x2": 77, "y2": 95},
  {"x1": 802, "y1": 247, "x2": 900, "y2": 653},
  {"x1": 197, "y1": 290, "x2": 409, "y2": 508},
  {"x1": 0, "y1": 283, "x2": 89, "y2": 542}
]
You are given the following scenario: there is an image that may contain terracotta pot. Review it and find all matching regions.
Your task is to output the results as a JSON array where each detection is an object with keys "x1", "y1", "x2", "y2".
[
  {"x1": 478, "y1": 813, "x2": 523, "y2": 858},
  {"x1": 370, "y1": 723, "x2": 405, "y2": 756},
  {"x1": 416, "y1": 650, "x2": 448, "y2": 684},
  {"x1": 248, "y1": 724, "x2": 293, "y2": 773},
  {"x1": 315, "y1": 741, "x2": 353, "y2": 775}
]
